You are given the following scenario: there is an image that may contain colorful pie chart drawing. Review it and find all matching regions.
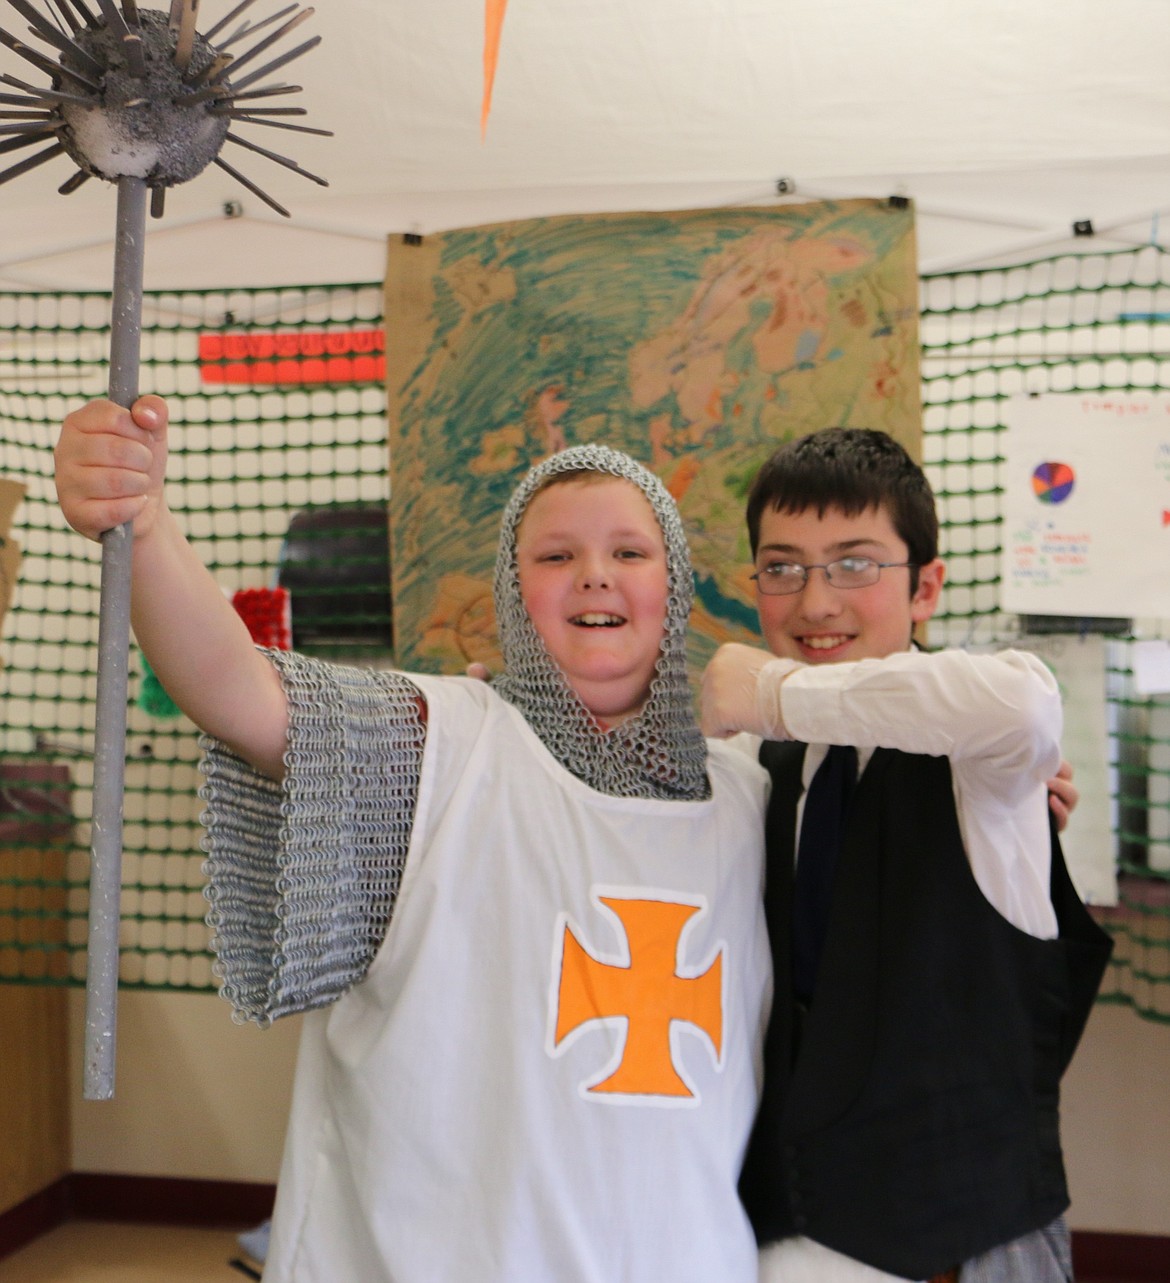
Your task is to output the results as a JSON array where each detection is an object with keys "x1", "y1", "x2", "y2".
[{"x1": 1031, "y1": 461, "x2": 1076, "y2": 504}]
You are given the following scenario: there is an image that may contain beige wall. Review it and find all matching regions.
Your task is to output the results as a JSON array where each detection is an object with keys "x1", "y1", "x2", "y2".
[
  {"x1": 68, "y1": 990, "x2": 300, "y2": 1183},
  {"x1": 1064, "y1": 1002, "x2": 1170, "y2": 1235},
  {"x1": 60, "y1": 988, "x2": 1170, "y2": 1239}
]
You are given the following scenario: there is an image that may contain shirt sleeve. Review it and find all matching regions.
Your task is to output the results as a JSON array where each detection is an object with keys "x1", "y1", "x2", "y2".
[
  {"x1": 777, "y1": 648, "x2": 1064, "y2": 938},
  {"x1": 778, "y1": 648, "x2": 1063, "y2": 803},
  {"x1": 199, "y1": 649, "x2": 426, "y2": 1026}
]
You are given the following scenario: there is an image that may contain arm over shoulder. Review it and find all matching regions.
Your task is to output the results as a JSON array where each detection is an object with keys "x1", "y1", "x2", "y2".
[{"x1": 778, "y1": 648, "x2": 1062, "y2": 796}]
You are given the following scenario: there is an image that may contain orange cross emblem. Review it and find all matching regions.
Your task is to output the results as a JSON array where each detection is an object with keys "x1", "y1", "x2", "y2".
[{"x1": 550, "y1": 892, "x2": 725, "y2": 1101}]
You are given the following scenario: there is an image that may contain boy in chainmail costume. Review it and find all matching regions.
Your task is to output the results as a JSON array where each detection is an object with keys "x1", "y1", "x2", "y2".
[{"x1": 56, "y1": 396, "x2": 771, "y2": 1283}]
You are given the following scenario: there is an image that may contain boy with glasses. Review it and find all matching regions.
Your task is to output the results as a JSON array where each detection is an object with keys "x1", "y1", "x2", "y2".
[{"x1": 702, "y1": 428, "x2": 1112, "y2": 1283}]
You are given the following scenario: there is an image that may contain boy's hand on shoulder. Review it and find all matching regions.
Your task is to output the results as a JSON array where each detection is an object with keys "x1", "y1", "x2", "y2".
[
  {"x1": 1047, "y1": 758, "x2": 1078, "y2": 833},
  {"x1": 700, "y1": 643, "x2": 800, "y2": 740},
  {"x1": 55, "y1": 395, "x2": 169, "y2": 542}
]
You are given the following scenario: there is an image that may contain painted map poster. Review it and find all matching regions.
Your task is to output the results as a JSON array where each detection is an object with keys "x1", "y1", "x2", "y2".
[
  {"x1": 385, "y1": 199, "x2": 921, "y2": 676},
  {"x1": 1002, "y1": 393, "x2": 1170, "y2": 619}
]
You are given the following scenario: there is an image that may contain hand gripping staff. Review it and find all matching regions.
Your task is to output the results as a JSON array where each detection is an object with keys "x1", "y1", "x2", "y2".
[{"x1": 0, "y1": 0, "x2": 329, "y2": 1098}]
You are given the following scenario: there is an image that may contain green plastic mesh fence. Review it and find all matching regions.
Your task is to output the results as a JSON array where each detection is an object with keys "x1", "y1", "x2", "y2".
[
  {"x1": 0, "y1": 282, "x2": 389, "y2": 991},
  {"x1": 920, "y1": 245, "x2": 1170, "y2": 1022},
  {"x1": 1, "y1": 253, "x2": 1168, "y2": 1021}
]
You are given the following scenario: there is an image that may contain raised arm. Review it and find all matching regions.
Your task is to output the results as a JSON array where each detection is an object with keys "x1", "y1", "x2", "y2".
[{"x1": 55, "y1": 395, "x2": 289, "y2": 779}]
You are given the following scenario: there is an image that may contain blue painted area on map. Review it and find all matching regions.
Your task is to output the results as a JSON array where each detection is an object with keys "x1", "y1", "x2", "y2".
[{"x1": 694, "y1": 573, "x2": 759, "y2": 632}]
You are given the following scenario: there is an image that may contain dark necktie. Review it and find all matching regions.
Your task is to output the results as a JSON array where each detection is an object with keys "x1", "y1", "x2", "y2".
[{"x1": 792, "y1": 744, "x2": 857, "y2": 1005}]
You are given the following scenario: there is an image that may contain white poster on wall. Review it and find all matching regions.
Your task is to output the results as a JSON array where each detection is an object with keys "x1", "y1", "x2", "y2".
[
  {"x1": 1001, "y1": 393, "x2": 1170, "y2": 618},
  {"x1": 1009, "y1": 634, "x2": 1117, "y2": 906}
]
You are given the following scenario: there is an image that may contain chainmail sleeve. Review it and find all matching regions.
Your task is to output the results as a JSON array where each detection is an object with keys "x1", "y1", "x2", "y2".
[{"x1": 199, "y1": 648, "x2": 426, "y2": 1027}]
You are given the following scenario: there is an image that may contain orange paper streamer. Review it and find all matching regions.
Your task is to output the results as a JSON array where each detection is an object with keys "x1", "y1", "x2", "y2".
[{"x1": 481, "y1": 0, "x2": 508, "y2": 137}]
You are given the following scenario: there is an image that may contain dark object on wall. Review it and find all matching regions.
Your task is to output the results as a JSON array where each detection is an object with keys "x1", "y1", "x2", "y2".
[
  {"x1": 277, "y1": 504, "x2": 393, "y2": 649},
  {"x1": 0, "y1": 761, "x2": 72, "y2": 847}
]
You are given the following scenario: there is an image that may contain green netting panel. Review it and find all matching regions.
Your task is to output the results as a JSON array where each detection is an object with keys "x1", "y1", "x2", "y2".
[
  {"x1": 2, "y1": 253, "x2": 1169, "y2": 1021},
  {"x1": 921, "y1": 245, "x2": 1170, "y2": 1022},
  {"x1": 0, "y1": 282, "x2": 389, "y2": 991}
]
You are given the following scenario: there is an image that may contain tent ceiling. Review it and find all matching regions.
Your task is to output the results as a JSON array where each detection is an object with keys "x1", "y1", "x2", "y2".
[{"x1": 2, "y1": 0, "x2": 1169, "y2": 290}]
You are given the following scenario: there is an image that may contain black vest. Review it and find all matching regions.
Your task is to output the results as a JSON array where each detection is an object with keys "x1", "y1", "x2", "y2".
[{"x1": 739, "y1": 742, "x2": 1113, "y2": 1279}]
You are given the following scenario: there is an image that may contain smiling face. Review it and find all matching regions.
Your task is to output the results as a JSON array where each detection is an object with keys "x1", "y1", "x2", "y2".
[
  {"x1": 515, "y1": 475, "x2": 670, "y2": 726},
  {"x1": 754, "y1": 502, "x2": 944, "y2": 664}
]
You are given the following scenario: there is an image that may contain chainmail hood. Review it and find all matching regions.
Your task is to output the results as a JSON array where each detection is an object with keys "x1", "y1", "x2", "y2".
[{"x1": 491, "y1": 444, "x2": 709, "y2": 801}]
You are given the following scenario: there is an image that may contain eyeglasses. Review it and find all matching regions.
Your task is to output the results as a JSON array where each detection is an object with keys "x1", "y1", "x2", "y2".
[{"x1": 750, "y1": 556, "x2": 916, "y2": 596}]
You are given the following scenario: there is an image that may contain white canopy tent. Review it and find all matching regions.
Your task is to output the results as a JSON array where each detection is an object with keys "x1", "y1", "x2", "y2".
[{"x1": 1, "y1": 0, "x2": 1169, "y2": 291}]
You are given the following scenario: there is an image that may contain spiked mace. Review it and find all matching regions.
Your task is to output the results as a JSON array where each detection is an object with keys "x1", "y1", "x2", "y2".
[{"x1": 1, "y1": 0, "x2": 330, "y2": 1099}]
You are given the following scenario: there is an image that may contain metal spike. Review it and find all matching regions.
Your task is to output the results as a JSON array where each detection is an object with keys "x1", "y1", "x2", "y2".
[
  {"x1": 216, "y1": 8, "x2": 314, "y2": 81},
  {"x1": 202, "y1": 0, "x2": 263, "y2": 44},
  {"x1": 9, "y1": 0, "x2": 106, "y2": 78},
  {"x1": 0, "y1": 72, "x2": 98, "y2": 107},
  {"x1": 231, "y1": 82, "x2": 301, "y2": 102},
  {"x1": 221, "y1": 34, "x2": 320, "y2": 95},
  {"x1": 0, "y1": 107, "x2": 56, "y2": 118},
  {"x1": 94, "y1": 0, "x2": 128, "y2": 36},
  {"x1": 63, "y1": 0, "x2": 100, "y2": 27},
  {"x1": 225, "y1": 130, "x2": 326, "y2": 185},
  {"x1": 40, "y1": 0, "x2": 70, "y2": 32},
  {"x1": 122, "y1": 0, "x2": 139, "y2": 22},
  {"x1": 179, "y1": 82, "x2": 227, "y2": 106},
  {"x1": 198, "y1": 81, "x2": 301, "y2": 108},
  {"x1": 173, "y1": 0, "x2": 198, "y2": 70},
  {"x1": 121, "y1": 29, "x2": 145, "y2": 77},
  {"x1": 9, "y1": 0, "x2": 78, "y2": 42},
  {"x1": 167, "y1": 0, "x2": 183, "y2": 30},
  {"x1": 0, "y1": 116, "x2": 61, "y2": 133},
  {"x1": 211, "y1": 105, "x2": 307, "y2": 118},
  {"x1": 47, "y1": 0, "x2": 81, "y2": 33},
  {"x1": 150, "y1": 183, "x2": 165, "y2": 217},
  {"x1": 218, "y1": 3, "x2": 297, "y2": 50},
  {"x1": 45, "y1": 0, "x2": 81, "y2": 32},
  {"x1": 0, "y1": 138, "x2": 65, "y2": 185},
  {"x1": 0, "y1": 24, "x2": 96, "y2": 87},
  {"x1": 217, "y1": 113, "x2": 331, "y2": 136},
  {"x1": 213, "y1": 153, "x2": 289, "y2": 216},
  {"x1": 179, "y1": 82, "x2": 230, "y2": 107},
  {"x1": 0, "y1": 125, "x2": 57, "y2": 154},
  {"x1": 183, "y1": 50, "x2": 231, "y2": 88},
  {"x1": 89, "y1": 1, "x2": 142, "y2": 73},
  {"x1": 58, "y1": 166, "x2": 91, "y2": 192}
]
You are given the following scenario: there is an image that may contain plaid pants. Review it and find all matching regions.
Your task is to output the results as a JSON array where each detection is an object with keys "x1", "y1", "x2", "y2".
[
  {"x1": 953, "y1": 1215, "x2": 1073, "y2": 1283},
  {"x1": 758, "y1": 1215, "x2": 1073, "y2": 1283}
]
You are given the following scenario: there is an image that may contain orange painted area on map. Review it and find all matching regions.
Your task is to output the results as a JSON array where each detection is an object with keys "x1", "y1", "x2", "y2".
[
  {"x1": 199, "y1": 330, "x2": 386, "y2": 385},
  {"x1": 555, "y1": 897, "x2": 722, "y2": 1098}
]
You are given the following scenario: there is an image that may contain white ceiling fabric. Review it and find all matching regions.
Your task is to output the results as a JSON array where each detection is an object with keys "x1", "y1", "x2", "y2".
[{"x1": 2, "y1": 0, "x2": 1170, "y2": 289}]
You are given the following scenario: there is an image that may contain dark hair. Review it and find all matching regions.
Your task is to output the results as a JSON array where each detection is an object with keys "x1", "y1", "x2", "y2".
[{"x1": 746, "y1": 428, "x2": 938, "y2": 585}]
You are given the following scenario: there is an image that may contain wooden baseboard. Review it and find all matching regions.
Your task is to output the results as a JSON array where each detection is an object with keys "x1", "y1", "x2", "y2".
[
  {"x1": 0, "y1": 1174, "x2": 275, "y2": 1262},
  {"x1": 1074, "y1": 1230, "x2": 1170, "y2": 1280},
  {"x1": 0, "y1": 1179, "x2": 70, "y2": 1261},
  {"x1": 69, "y1": 1173, "x2": 275, "y2": 1227}
]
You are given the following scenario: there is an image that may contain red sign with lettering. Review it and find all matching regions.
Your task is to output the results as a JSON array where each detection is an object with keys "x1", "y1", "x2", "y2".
[{"x1": 199, "y1": 329, "x2": 386, "y2": 385}]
